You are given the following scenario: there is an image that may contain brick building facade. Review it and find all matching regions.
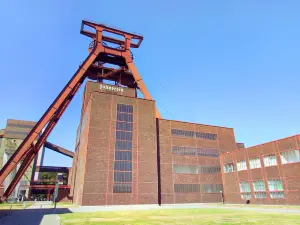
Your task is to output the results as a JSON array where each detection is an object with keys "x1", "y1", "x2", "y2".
[
  {"x1": 157, "y1": 119, "x2": 236, "y2": 204},
  {"x1": 71, "y1": 82, "x2": 158, "y2": 205},
  {"x1": 221, "y1": 135, "x2": 300, "y2": 205},
  {"x1": 71, "y1": 81, "x2": 300, "y2": 206}
]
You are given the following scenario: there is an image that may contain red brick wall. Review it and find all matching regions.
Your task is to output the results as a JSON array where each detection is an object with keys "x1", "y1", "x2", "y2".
[
  {"x1": 57, "y1": 188, "x2": 71, "y2": 202},
  {"x1": 158, "y1": 119, "x2": 236, "y2": 204}
]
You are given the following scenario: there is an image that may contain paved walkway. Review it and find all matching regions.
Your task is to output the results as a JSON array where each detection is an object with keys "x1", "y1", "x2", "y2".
[{"x1": 0, "y1": 202, "x2": 68, "y2": 225}]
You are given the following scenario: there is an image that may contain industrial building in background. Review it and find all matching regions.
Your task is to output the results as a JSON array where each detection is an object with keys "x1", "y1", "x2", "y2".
[
  {"x1": 0, "y1": 119, "x2": 73, "y2": 201},
  {"x1": 1, "y1": 20, "x2": 300, "y2": 205}
]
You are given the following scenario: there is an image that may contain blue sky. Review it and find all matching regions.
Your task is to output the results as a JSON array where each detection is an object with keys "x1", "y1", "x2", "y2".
[{"x1": 1, "y1": 1, "x2": 300, "y2": 167}]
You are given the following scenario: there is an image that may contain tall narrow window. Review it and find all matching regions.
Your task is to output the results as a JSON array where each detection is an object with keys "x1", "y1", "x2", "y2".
[
  {"x1": 253, "y1": 180, "x2": 267, "y2": 198},
  {"x1": 236, "y1": 160, "x2": 247, "y2": 171},
  {"x1": 263, "y1": 155, "x2": 277, "y2": 167},
  {"x1": 239, "y1": 182, "x2": 251, "y2": 200},
  {"x1": 239, "y1": 182, "x2": 251, "y2": 193},
  {"x1": 223, "y1": 163, "x2": 234, "y2": 173},
  {"x1": 113, "y1": 104, "x2": 133, "y2": 193},
  {"x1": 253, "y1": 180, "x2": 266, "y2": 192},
  {"x1": 249, "y1": 158, "x2": 261, "y2": 169}
]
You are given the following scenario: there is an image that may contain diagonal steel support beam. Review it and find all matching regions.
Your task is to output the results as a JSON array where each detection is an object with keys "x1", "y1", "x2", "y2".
[{"x1": 44, "y1": 141, "x2": 74, "y2": 158}]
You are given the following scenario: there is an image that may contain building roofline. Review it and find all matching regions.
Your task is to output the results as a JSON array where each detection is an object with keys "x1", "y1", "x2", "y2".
[
  {"x1": 159, "y1": 118, "x2": 234, "y2": 130},
  {"x1": 6, "y1": 119, "x2": 36, "y2": 124},
  {"x1": 221, "y1": 134, "x2": 300, "y2": 156}
]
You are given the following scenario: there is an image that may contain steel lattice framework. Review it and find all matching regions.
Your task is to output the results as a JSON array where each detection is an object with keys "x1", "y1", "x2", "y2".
[{"x1": 0, "y1": 20, "x2": 160, "y2": 199}]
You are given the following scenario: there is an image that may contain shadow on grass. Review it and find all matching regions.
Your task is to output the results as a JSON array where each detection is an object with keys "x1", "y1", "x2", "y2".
[{"x1": 0, "y1": 208, "x2": 73, "y2": 225}]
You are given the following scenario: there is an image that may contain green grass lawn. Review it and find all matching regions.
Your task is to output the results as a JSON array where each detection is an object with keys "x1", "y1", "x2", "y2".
[
  {"x1": 0, "y1": 202, "x2": 32, "y2": 210},
  {"x1": 52, "y1": 202, "x2": 78, "y2": 208},
  {"x1": 60, "y1": 208, "x2": 300, "y2": 225},
  {"x1": 209, "y1": 203, "x2": 300, "y2": 210}
]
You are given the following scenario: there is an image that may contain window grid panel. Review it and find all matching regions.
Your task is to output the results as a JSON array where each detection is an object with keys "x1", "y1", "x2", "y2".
[
  {"x1": 172, "y1": 164, "x2": 221, "y2": 174},
  {"x1": 253, "y1": 180, "x2": 266, "y2": 191},
  {"x1": 199, "y1": 166, "x2": 221, "y2": 174},
  {"x1": 171, "y1": 129, "x2": 217, "y2": 140},
  {"x1": 263, "y1": 155, "x2": 277, "y2": 167},
  {"x1": 117, "y1": 104, "x2": 133, "y2": 113},
  {"x1": 223, "y1": 163, "x2": 234, "y2": 173},
  {"x1": 249, "y1": 158, "x2": 261, "y2": 169},
  {"x1": 280, "y1": 150, "x2": 300, "y2": 164},
  {"x1": 117, "y1": 113, "x2": 133, "y2": 122},
  {"x1": 239, "y1": 182, "x2": 251, "y2": 193},
  {"x1": 270, "y1": 191, "x2": 284, "y2": 199},
  {"x1": 114, "y1": 172, "x2": 132, "y2": 182},
  {"x1": 115, "y1": 151, "x2": 132, "y2": 161},
  {"x1": 113, "y1": 183, "x2": 132, "y2": 193},
  {"x1": 237, "y1": 160, "x2": 247, "y2": 171},
  {"x1": 202, "y1": 184, "x2": 223, "y2": 193},
  {"x1": 268, "y1": 179, "x2": 283, "y2": 191},
  {"x1": 116, "y1": 131, "x2": 133, "y2": 141},
  {"x1": 173, "y1": 165, "x2": 198, "y2": 174},
  {"x1": 116, "y1": 141, "x2": 133, "y2": 150},
  {"x1": 113, "y1": 104, "x2": 133, "y2": 193},
  {"x1": 172, "y1": 146, "x2": 219, "y2": 157},
  {"x1": 174, "y1": 184, "x2": 201, "y2": 193},
  {"x1": 114, "y1": 161, "x2": 132, "y2": 171},
  {"x1": 116, "y1": 121, "x2": 133, "y2": 131},
  {"x1": 241, "y1": 193, "x2": 252, "y2": 199},
  {"x1": 254, "y1": 192, "x2": 266, "y2": 199}
]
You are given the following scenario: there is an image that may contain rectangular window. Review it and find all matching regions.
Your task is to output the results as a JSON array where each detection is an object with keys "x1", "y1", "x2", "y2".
[
  {"x1": 237, "y1": 160, "x2": 247, "y2": 171},
  {"x1": 171, "y1": 129, "x2": 194, "y2": 138},
  {"x1": 239, "y1": 182, "x2": 251, "y2": 193},
  {"x1": 263, "y1": 155, "x2": 277, "y2": 167},
  {"x1": 202, "y1": 184, "x2": 223, "y2": 193},
  {"x1": 114, "y1": 172, "x2": 132, "y2": 182},
  {"x1": 117, "y1": 104, "x2": 133, "y2": 113},
  {"x1": 114, "y1": 161, "x2": 132, "y2": 171},
  {"x1": 253, "y1": 180, "x2": 266, "y2": 191},
  {"x1": 174, "y1": 184, "x2": 200, "y2": 193},
  {"x1": 113, "y1": 183, "x2": 132, "y2": 193},
  {"x1": 254, "y1": 192, "x2": 266, "y2": 199},
  {"x1": 116, "y1": 121, "x2": 133, "y2": 131},
  {"x1": 241, "y1": 193, "x2": 252, "y2": 199},
  {"x1": 198, "y1": 148, "x2": 219, "y2": 157},
  {"x1": 223, "y1": 163, "x2": 234, "y2": 173},
  {"x1": 173, "y1": 165, "x2": 221, "y2": 174},
  {"x1": 113, "y1": 104, "x2": 133, "y2": 193},
  {"x1": 116, "y1": 131, "x2": 133, "y2": 141},
  {"x1": 249, "y1": 158, "x2": 261, "y2": 169},
  {"x1": 280, "y1": 150, "x2": 300, "y2": 164},
  {"x1": 172, "y1": 146, "x2": 219, "y2": 157},
  {"x1": 173, "y1": 164, "x2": 198, "y2": 174},
  {"x1": 199, "y1": 166, "x2": 221, "y2": 174},
  {"x1": 195, "y1": 132, "x2": 217, "y2": 140},
  {"x1": 268, "y1": 179, "x2": 283, "y2": 191},
  {"x1": 172, "y1": 146, "x2": 197, "y2": 156},
  {"x1": 171, "y1": 129, "x2": 217, "y2": 140},
  {"x1": 270, "y1": 191, "x2": 284, "y2": 199},
  {"x1": 117, "y1": 113, "x2": 133, "y2": 122},
  {"x1": 115, "y1": 151, "x2": 132, "y2": 161},
  {"x1": 116, "y1": 141, "x2": 132, "y2": 150}
]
